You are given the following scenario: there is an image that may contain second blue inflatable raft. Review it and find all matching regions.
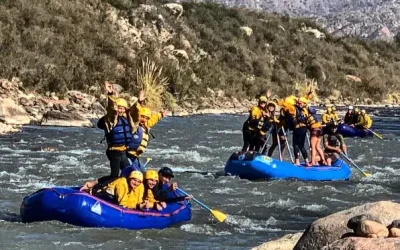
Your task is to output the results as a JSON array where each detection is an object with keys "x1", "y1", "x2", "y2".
[{"x1": 225, "y1": 152, "x2": 351, "y2": 181}]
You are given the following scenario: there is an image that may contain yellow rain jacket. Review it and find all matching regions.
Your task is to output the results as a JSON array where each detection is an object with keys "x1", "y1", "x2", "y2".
[
  {"x1": 277, "y1": 96, "x2": 310, "y2": 129},
  {"x1": 245, "y1": 106, "x2": 264, "y2": 131},
  {"x1": 105, "y1": 177, "x2": 145, "y2": 209},
  {"x1": 322, "y1": 112, "x2": 336, "y2": 125},
  {"x1": 126, "y1": 102, "x2": 163, "y2": 157},
  {"x1": 357, "y1": 114, "x2": 373, "y2": 129}
]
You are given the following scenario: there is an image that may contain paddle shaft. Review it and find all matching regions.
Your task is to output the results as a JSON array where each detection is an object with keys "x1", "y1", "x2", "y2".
[
  {"x1": 282, "y1": 128, "x2": 294, "y2": 163},
  {"x1": 276, "y1": 126, "x2": 282, "y2": 161},
  {"x1": 176, "y1": 188, "x2": 212, "y2": 213},
  {"x1": 260, "y1": 131, "x2": 271, "y2": 154},
  {"x1": 366, "y1": 128, "x2": 383, "y2": 139},
  {"x1": 340, "y1": 152, "x2": 369, "y2": 177}
]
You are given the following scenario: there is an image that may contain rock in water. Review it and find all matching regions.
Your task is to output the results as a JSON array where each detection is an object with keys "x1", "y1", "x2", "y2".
[
  {"x1": 322, "y1": 237, "x2": 400, "y2": 250},
  {"x1": 347, "y1": 214, "x2": 382, "y2": 231},
  {"x1": 293, "y1": 201, "x2": 400, "y2": 250},
  {"x1": 0, "y1": 98, "x2": 30, "y2": 125},
  {"x1": 252, "y1": 232, "x2": 303, "y2": 250},
  {"x1": 40, "y1": 111, "x2": 93, "y2": 127},
  {"x1": 355, "y1": 220, "x2": 389, "y2": 238}
]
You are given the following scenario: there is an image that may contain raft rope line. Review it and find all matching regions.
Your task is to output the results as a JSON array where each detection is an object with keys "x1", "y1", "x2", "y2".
[{"x1": 43, "y1": 188, "x2": 187, "y2": 217}]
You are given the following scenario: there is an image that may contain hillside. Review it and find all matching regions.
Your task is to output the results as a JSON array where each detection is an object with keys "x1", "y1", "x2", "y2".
[
  {"x1": 189, "y1": 0, "x2": 400, "y2": 40},
  {"x1": 1, "y1": 0, "x2": 400, "y2": 109}
]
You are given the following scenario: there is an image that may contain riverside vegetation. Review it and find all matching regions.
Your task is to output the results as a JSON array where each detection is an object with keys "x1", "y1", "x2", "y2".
[{"x1": 1, "y1": 0, "x2": 400, "y2": 111}]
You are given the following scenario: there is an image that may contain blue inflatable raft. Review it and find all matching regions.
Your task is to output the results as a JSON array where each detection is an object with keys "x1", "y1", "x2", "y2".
[
  {"x1": 337, "y1": 123, "x2": 373, "y2": 138},
  {"x1": 225, "y1": 152, "x2": 351, "y2": 181},
  {"x1": 20, "y1": 187, "x2": 191, "y2": 230}
]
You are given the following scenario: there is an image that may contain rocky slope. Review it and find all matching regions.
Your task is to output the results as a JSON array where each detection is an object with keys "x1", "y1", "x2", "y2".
[{"x1": 181, "y1": 0, "x2": 400, "y2": 40}]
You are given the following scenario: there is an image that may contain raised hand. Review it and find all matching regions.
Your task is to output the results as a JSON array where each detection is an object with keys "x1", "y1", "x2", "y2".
[
  {"x1": 266, "y1": 89, "x2": 271, "y2": 98},
  {"x1": 139, "y1": 90, "x2": 146, "y2": 102},
  {"x1": 104, "y1": 81, "x2": 113, "y2": 93}
]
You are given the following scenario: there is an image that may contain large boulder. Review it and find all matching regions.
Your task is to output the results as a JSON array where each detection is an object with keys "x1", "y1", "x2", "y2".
[
  {"x1": 0, "y1": 98, "x2": 30, "y2": 125},
  {"x1": 294, "y1": 201, "x2": 400, "y2": 250},
  {"x1": 252, "y1": 232, "x2": 303, "y2": 250},
  {"x1": 322, "y1": 237, "x2": 400, "y2": 250},
  {"x1": 40, "y1": 111, "x2": 93, "y2": 127}
]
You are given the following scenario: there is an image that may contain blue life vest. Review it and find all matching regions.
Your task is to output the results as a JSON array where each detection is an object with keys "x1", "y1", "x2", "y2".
[
  {"x1": 127, "y1": 126, "x2": 144, "y2": 151},
  {"x1": 295, "y1": 105, "x2": 307, "y2": 124},
  {"x1": 106, "y1": 116, "x2": 132, "y2": 147},
  {"x1": 308, "y1": 107, "x2": 319, "y2": 122}
]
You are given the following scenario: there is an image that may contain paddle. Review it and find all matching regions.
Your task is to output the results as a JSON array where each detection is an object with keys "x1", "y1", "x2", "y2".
[
  {"x1": 365, "y1": 128, "x2": 383, "y2": 140},
  {"x1": 276, "y1": 126, "x2": 283, "y2": 161},
  {"x1": 340, "y1": 152, "x2": 371, "y2": 177},
  {"x1": 281, "y1": 128, "x2": 294, "y2": 163},
  {"x1": 260, "y1": 130, "x2": 271, "y2": 154},
  {"x1": 176, "y1": 188, "x2": 227, "y2": 223}
]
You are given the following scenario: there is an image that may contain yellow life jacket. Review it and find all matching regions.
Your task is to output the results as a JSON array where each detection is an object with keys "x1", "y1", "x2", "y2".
[
  {"x1": 104, "y1": 178, "x2": 144, "y2": 209},
  {"x1": 246, "y1": 106, "x2": 264, "y2": 131}
]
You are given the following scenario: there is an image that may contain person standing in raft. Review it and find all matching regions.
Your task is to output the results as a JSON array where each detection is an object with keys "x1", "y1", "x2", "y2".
[
  {"x1": 97, "y1": 82, "x2": 136, "y2": 177},
  {"x1": 241, "y1": 96, "x2": 268, "y2": 152},
  {"x1": 259, "y1": 101, "x2": 283, "y2": 155},
  {"x1": 355, "y1": 109, "x2": 373, "y2": 129},
  {"x1": 306, "y1": 106, "x2": 327, "y2": 166},
  {"x1": 120, "y1": 102, "x2": 166, "y2": 177},
  {"x1": 278, "y1": 93, "x2": 312, "y2": 166},
  {"x1": 323, "y1": 124, "x2": 347, "y2": 166}
]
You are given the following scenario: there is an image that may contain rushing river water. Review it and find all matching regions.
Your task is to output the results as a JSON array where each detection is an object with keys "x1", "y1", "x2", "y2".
[{"x1": 0, "y1": 112, "x2": 400, "y2": 250}]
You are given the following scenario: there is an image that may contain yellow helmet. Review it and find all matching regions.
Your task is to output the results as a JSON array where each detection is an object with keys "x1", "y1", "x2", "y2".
[
  {"x1": 285, "y1": 95, "x2": 297, "y2": 106},
  {"x1": 139, "y1": 107, "x2": 151, "y2": 118},
  {"x1": 259, "y1": 96, "x2": 268, "y2": 103},
  {"x1": 128, "y1": 171, "x2": 143, "y2": 181},
  {"x1": 145, "y1": 169, "x2": 159, "y2": 180},
  {"x1": 267, "y1": 101, "x2": 276, "y2": 108},
  {"x1": 354, "y1": 107, "x2": 360, "y2": 113},
  {"x1": 298, "y1": 97, "x2": 308, "y2": 104},
  {"x1": 332, "y1": 106, "x2": 336, "y2": 111},
  {"x1": 327, "y1": 107, "x2": 332, "y2": 112},
  {"x1": 361, "y1": 109, "x2": 366, "y2": 114},
  {"x1": 116, "y1": 98, "x2": 128, "y2": 108}
]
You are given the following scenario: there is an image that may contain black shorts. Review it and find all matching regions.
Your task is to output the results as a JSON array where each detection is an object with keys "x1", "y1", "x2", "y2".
[{"x1": 310, "y1": 128, "x2": 322, "y2": 137}]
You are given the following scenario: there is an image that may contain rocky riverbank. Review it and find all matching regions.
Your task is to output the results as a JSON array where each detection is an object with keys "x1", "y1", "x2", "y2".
[
  {"x1": 0, "y1": 77, "x2": 253, "y2": 135},
  {"x1": 252, "y1": 201, "x2": 400, "y2": 250}
]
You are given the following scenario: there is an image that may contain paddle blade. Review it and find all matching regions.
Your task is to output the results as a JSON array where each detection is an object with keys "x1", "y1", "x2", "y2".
[
  {"x1": 363, "y1": 172, "x2": 372, "y2": 177},
  {"x1": 211, "y1": 209, "x2": 227, "y2": 223}
]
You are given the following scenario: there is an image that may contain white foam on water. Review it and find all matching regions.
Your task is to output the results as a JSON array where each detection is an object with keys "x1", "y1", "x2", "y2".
[
  {"x1": 211, "y1": 187, "x2": 234, "y2": 194},
  {"x1": 297, "y1": 186, "x2": 318, "y2": 192},
  {"x1": 220, "y1": 146, "x2": 240, "y2": 152},
  {"x1": 194, "y1": 145, "x2": 213, "y2": 152},
  {"x1": 180, "y1": 224, "x2": 217, "y2": 235},
  {"x1": 63, "y1": 242, "x2": 84, "y2": 247},
  {"x1": 322, "y1": 197, "x2": 351, "y2": 204},
  {"x1": 354, "y1": 154, "x2": 365, "y2": 163},
  {"x1": 355, "y1": 183, "x2": 391, "y2": 194},
  {"x1": 266, "y1": 198, "x2": 297, "y2": 209},
  {"x1": 299, "y1": 204, "x2": 328, "y2": 212},
  {"x1": 251, "y1": 188, "x2": 266, "y2": 196},
  {"x1": 213, "y1": 130, "x2": 242, "y2": 135},
  {"x1": 160, "y1": 150, "x2": 213, "y2": 163},
  {"x1": 389, "y1": 157, "x2": 400, "y2": 163},
  {"x1": 227, "y1": 215, "x2": 281, "y2": 232},
  {"x1": 67, "y1": 149, "x2": 102, "y2": 155}
]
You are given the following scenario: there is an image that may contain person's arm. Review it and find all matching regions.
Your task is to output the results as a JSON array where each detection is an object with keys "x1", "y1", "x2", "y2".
[
  {"x1": 147, "y1": 112, "x2": 163, "y2": 128},
  {"x1": 338, "y1": 135, "x2": 347, "y2": 154},
  {"x1": 114, "y1": 179, "x2": 129, "y2": 207}
]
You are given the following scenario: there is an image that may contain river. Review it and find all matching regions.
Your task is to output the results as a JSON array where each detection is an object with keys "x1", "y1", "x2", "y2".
[{"x1": 0, "y1": 113, "x2": 399, "y2": 249}]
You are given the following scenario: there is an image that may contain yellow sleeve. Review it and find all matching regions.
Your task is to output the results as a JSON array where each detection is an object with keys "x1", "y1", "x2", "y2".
[
  {"x1": 113, "y1": 178, "x2": 130, "y2": 208},
  {"x1": 147, "y1": 113, "x2": 162, "y2": 128},
  {"x1": 249, "y1": 106, "x2": 262, "y2": 119},
  {"x1": 277, "y1": 100, "x2": 296, "y2": 116},
  {"x1": 130, "y1": 184, "x2": 144, "y2": 208},
  {"x1": 322, "y1": 114, "x2": 328, "y2": 124},
  {"x1": 145, "y1": 189, "x2": 158, "y2": 208}
]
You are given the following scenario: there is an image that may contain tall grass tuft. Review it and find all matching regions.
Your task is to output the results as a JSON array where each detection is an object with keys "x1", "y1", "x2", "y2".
[
  {"x1": 136, "y1": 58, "x2": 169, "y2": 110},
  {"x1": 293, "y1": 78, "x2": 320, "y2": 102}
]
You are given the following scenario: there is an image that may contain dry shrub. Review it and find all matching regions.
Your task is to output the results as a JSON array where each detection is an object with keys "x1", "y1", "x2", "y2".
[
  {"x1": 293, "y1": 78, "x2": 320, "y2": 102},
  {"x1": 136, "y1": 58, "x2": 169, "y2": 110}
]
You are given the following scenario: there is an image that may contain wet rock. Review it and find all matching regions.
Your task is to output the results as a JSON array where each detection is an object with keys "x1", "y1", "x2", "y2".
[
  {"x1": 322, "y1": 237, "x2": 400, "y2": 250},
  {"x1": 0, "y1": 98, "x2": 30, "y2": 125},
  {"x1": 355, "y1": 220, "x2": 389, "y2": 238},
  {"x1": 252, "y1": 232, "x2": 303, "y2": 250},
  {"x1": 91, "y1": 102, "x2": 106, "y2": 115},
  {"x1": 294, "y1": 201, "x2": 400, "y2": 250},
  {"x1": 0, "y1": 122, "x2": 21, "y2": 135},
  {"x1": 40, "y1": 111, "x2": 93, "y2": 127},
  {"x1": 348, "y1": 214, "x2": 382, "y2": 231},
  {"x1": 388, "y1": 220, "x2": 400, "y2": 237}
]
